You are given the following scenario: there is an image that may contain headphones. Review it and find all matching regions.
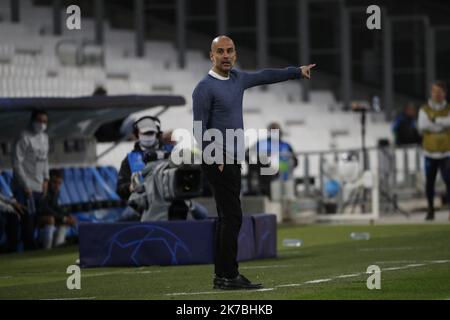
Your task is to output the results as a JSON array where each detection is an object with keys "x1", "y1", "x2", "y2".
[{"x1": 132, "y1": 116, "x2": 162, "y2": 137}]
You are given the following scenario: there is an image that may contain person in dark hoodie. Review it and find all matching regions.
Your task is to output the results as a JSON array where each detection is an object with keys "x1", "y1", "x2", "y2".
[
  {"x1": 392, "y1": 102, "x2": 421, "y2": 146},
  {"x1": 117, "y1": 116, "x2": 207, "y2": 220}
]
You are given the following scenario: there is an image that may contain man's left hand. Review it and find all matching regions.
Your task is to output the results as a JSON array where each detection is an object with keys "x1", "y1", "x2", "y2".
[{"x1": 300, "y1": 64, "x2": 316, "y2": 79}]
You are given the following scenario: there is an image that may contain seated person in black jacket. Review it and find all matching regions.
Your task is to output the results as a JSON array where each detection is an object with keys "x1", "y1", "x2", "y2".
[
  {"x1": 0, "y1": 194, "x2": 24, "y2": 253},
  {"x1": 38, "y1": 169, "x2": 76, "y2": 249},
  {"x1": 117, "y1": 116, "x2": 208, "y2": 220}
]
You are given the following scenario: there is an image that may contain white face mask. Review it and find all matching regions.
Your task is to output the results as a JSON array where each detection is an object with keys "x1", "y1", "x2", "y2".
[
  {"x1": 139, "y1": 133, "x2": 157, "y2": 148},
  {"x1": 33, "y1": 122, "x2": 47, "y2": 133}
]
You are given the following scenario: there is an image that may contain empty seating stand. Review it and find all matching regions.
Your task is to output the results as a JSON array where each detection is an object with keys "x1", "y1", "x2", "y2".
[
  {"x1": 0, "y1": 166, "x2": 126, "y2": 224},
  {"x1": 60, "y1": 166, "x2": 125, "y2": 223}
]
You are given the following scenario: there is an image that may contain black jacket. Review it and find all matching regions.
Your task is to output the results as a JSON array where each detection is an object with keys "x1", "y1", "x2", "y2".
[{"x1": 39, "y1": 190, "x2": 69, "y2": 224}]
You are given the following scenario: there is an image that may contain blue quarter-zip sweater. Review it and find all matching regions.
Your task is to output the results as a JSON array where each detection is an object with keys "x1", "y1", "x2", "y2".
[{"x1": 192, "y1": 67, "x2": 301, "y2": 162}]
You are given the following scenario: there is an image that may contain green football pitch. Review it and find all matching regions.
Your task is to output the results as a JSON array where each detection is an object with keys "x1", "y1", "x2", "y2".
[{"x1": 1, "y1": 224, "x2": 449, "y2": 300}]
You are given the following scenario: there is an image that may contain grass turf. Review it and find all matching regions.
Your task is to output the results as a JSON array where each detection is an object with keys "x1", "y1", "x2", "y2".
[{"x1": 0, "y1": 224, "x2": 449, "y2": 300}]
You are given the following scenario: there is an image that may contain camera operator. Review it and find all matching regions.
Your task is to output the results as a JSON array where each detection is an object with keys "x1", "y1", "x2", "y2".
[{"x1": 117, "y1": 116, "x2": 207, "y2": 221}]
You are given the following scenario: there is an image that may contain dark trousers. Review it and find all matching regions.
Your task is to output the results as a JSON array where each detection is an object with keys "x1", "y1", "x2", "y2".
[
  {"x1": 0, "y1": 211, "x2": 20, "y2": 253},
  {"x1": 424, "y1": 156, "x2": 450, "y2": 212},
  {"x1": 202, "y1": 163, "x2": 242, "y2": 279},
  {"x1": 13, "y1": 189, "x2": 43, "y2": 250}
]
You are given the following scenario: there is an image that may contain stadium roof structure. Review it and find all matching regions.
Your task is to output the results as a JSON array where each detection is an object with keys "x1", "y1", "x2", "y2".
[{"x1": 0, "y1": 95, "x2": 186, "y2": 139}]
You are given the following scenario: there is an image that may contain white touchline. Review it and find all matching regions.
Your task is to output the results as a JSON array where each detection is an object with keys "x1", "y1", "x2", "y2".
[
  {"x1": 428, "y1": 260, "x2": 450, "y2": 264},
  {"x1": 335, "y1": 273, "x2": 361, "y2": 278},
  {"x1": 165, "y1": 288, "x2": 273, "y2": 296},
  {"x1": 42, "y1": 297, "x2": 96, "y2": 300},
  {"x1": 359, "y1": 247, "x2": 418, "y2": 251},
  {"x1": 121, "y1": 270, "x2": 162, "y2": 275},
  {"x1": 304, "y1": 278, "x2": 332, "y2": 284},
  {"x1": 382, "y1": 266, "x2": 409, "y2": 271},
  {"x1": 374, "y1": 260, "x2": 419, "y2": 264},
  {"x1": 162, "y1": 259, "x2": 450, "y2": 297},
  {"x1": 405, "y1": 264, "x2": 426, "y2": 267},
  {"x1": 240, "y1": 264, "x2": 292, "y2": 270},
  {"x1": 275, "y1": 283, "x2": 303, "y2": 288}
]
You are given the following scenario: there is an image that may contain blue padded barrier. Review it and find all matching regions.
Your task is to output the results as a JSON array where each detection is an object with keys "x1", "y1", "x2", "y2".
[{"x1": 79, "y1": 214, "x2": 277, "y2": 268}]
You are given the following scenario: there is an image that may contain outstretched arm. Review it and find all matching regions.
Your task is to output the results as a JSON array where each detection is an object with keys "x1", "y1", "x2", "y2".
[{"x1": 241, "y1": 64, "x2": 316, "y2": 89}]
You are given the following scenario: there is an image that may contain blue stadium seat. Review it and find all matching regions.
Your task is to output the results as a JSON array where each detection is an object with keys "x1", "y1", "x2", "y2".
[
  {"x1": 98, "y1": 166, "x2": 118, "y2": 192},
  {"x1": 58, "y1": 167, "x2": 124, "y2": 223},
  {"x1": 1, "y1": 170, "x2": 13, "y2": 188},
  {"x1": 89, "y1": 167, "x2": 120, "y2": 201},
  {"x1": 72, "y1": 168, "x2": 89, "y2": 203},
  {"x1": 81, "y1": 167, "x2": 107, "y2": 203},
  {"x1": 63, "y1": 168, "x2": 83, "y2": 204},
  {"x1": 0, "y1": 173, "x2": 13, "y2": 198},
  {"x1": 58, "y1": 178, "x2": 72, "y2": 206}
]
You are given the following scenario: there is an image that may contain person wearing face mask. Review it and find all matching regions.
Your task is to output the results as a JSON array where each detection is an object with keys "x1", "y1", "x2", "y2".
[
  {"x1": 418, "y1": 81, "x2": 450, "y2": 221},
  {"x1": 117, "y1": 116, "x2": 209, "y2": 221},
  {"x1": 11, "y1": 109, "x2": 50, "y2": 250},
  {"x1": 117, "y1": 116, "x2": 169, "y2": 201}
]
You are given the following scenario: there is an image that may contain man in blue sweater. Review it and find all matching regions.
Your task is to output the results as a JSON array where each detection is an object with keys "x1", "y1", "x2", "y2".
[{"x1": 193, "y1": 35, "x2": 315, "y2": 290}]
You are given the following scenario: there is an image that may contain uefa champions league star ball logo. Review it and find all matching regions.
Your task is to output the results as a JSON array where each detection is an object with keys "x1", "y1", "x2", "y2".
[{"x1": 101, "y1": 225, "x2": 192, "y2": 267}]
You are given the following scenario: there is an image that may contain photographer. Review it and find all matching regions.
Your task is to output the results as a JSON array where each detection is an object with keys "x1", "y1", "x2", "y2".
[{"x1": 117, "y1": 116, "x2": 207, "y2": 221}]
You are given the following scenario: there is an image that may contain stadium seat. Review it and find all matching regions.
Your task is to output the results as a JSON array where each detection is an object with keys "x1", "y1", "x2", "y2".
[
  {"x1": 1, "y1": 170, "x2": 12, "y2": 186},
  {"x1": 0, "y1": 173, "x2": 13, "y2": 198},
  {"x1": 97, "y1": 166, "x2": 118, "y2": 191}
]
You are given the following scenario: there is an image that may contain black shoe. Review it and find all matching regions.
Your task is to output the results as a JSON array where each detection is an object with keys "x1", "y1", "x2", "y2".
[
  {"x1": 425, "y1": 209, "x2": 435, "y2": 221},
  {"x1": 214, "y1": 274, "x2": 263, "y2": 290},
  {"x1": 213, "y1": 275, "x2": 224, "y2": 289}
]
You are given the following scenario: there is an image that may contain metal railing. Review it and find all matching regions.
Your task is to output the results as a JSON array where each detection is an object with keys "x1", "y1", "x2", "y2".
[{"x1": 294, "y1": 144, "x2": 425, "y2": 199}]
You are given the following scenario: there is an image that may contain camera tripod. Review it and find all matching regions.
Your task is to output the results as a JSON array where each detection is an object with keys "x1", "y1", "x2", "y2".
[{"x1": 348, "y1": 107, "x2": 409, "y2": 217}]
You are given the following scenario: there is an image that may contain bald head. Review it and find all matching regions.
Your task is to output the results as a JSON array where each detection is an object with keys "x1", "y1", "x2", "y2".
[
  {"x1": 210, "y1": 35, "x2": 237, "y2": 76},
  {"x1": 211, "y1": 36, "x2": 235, "y2": 51}
]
